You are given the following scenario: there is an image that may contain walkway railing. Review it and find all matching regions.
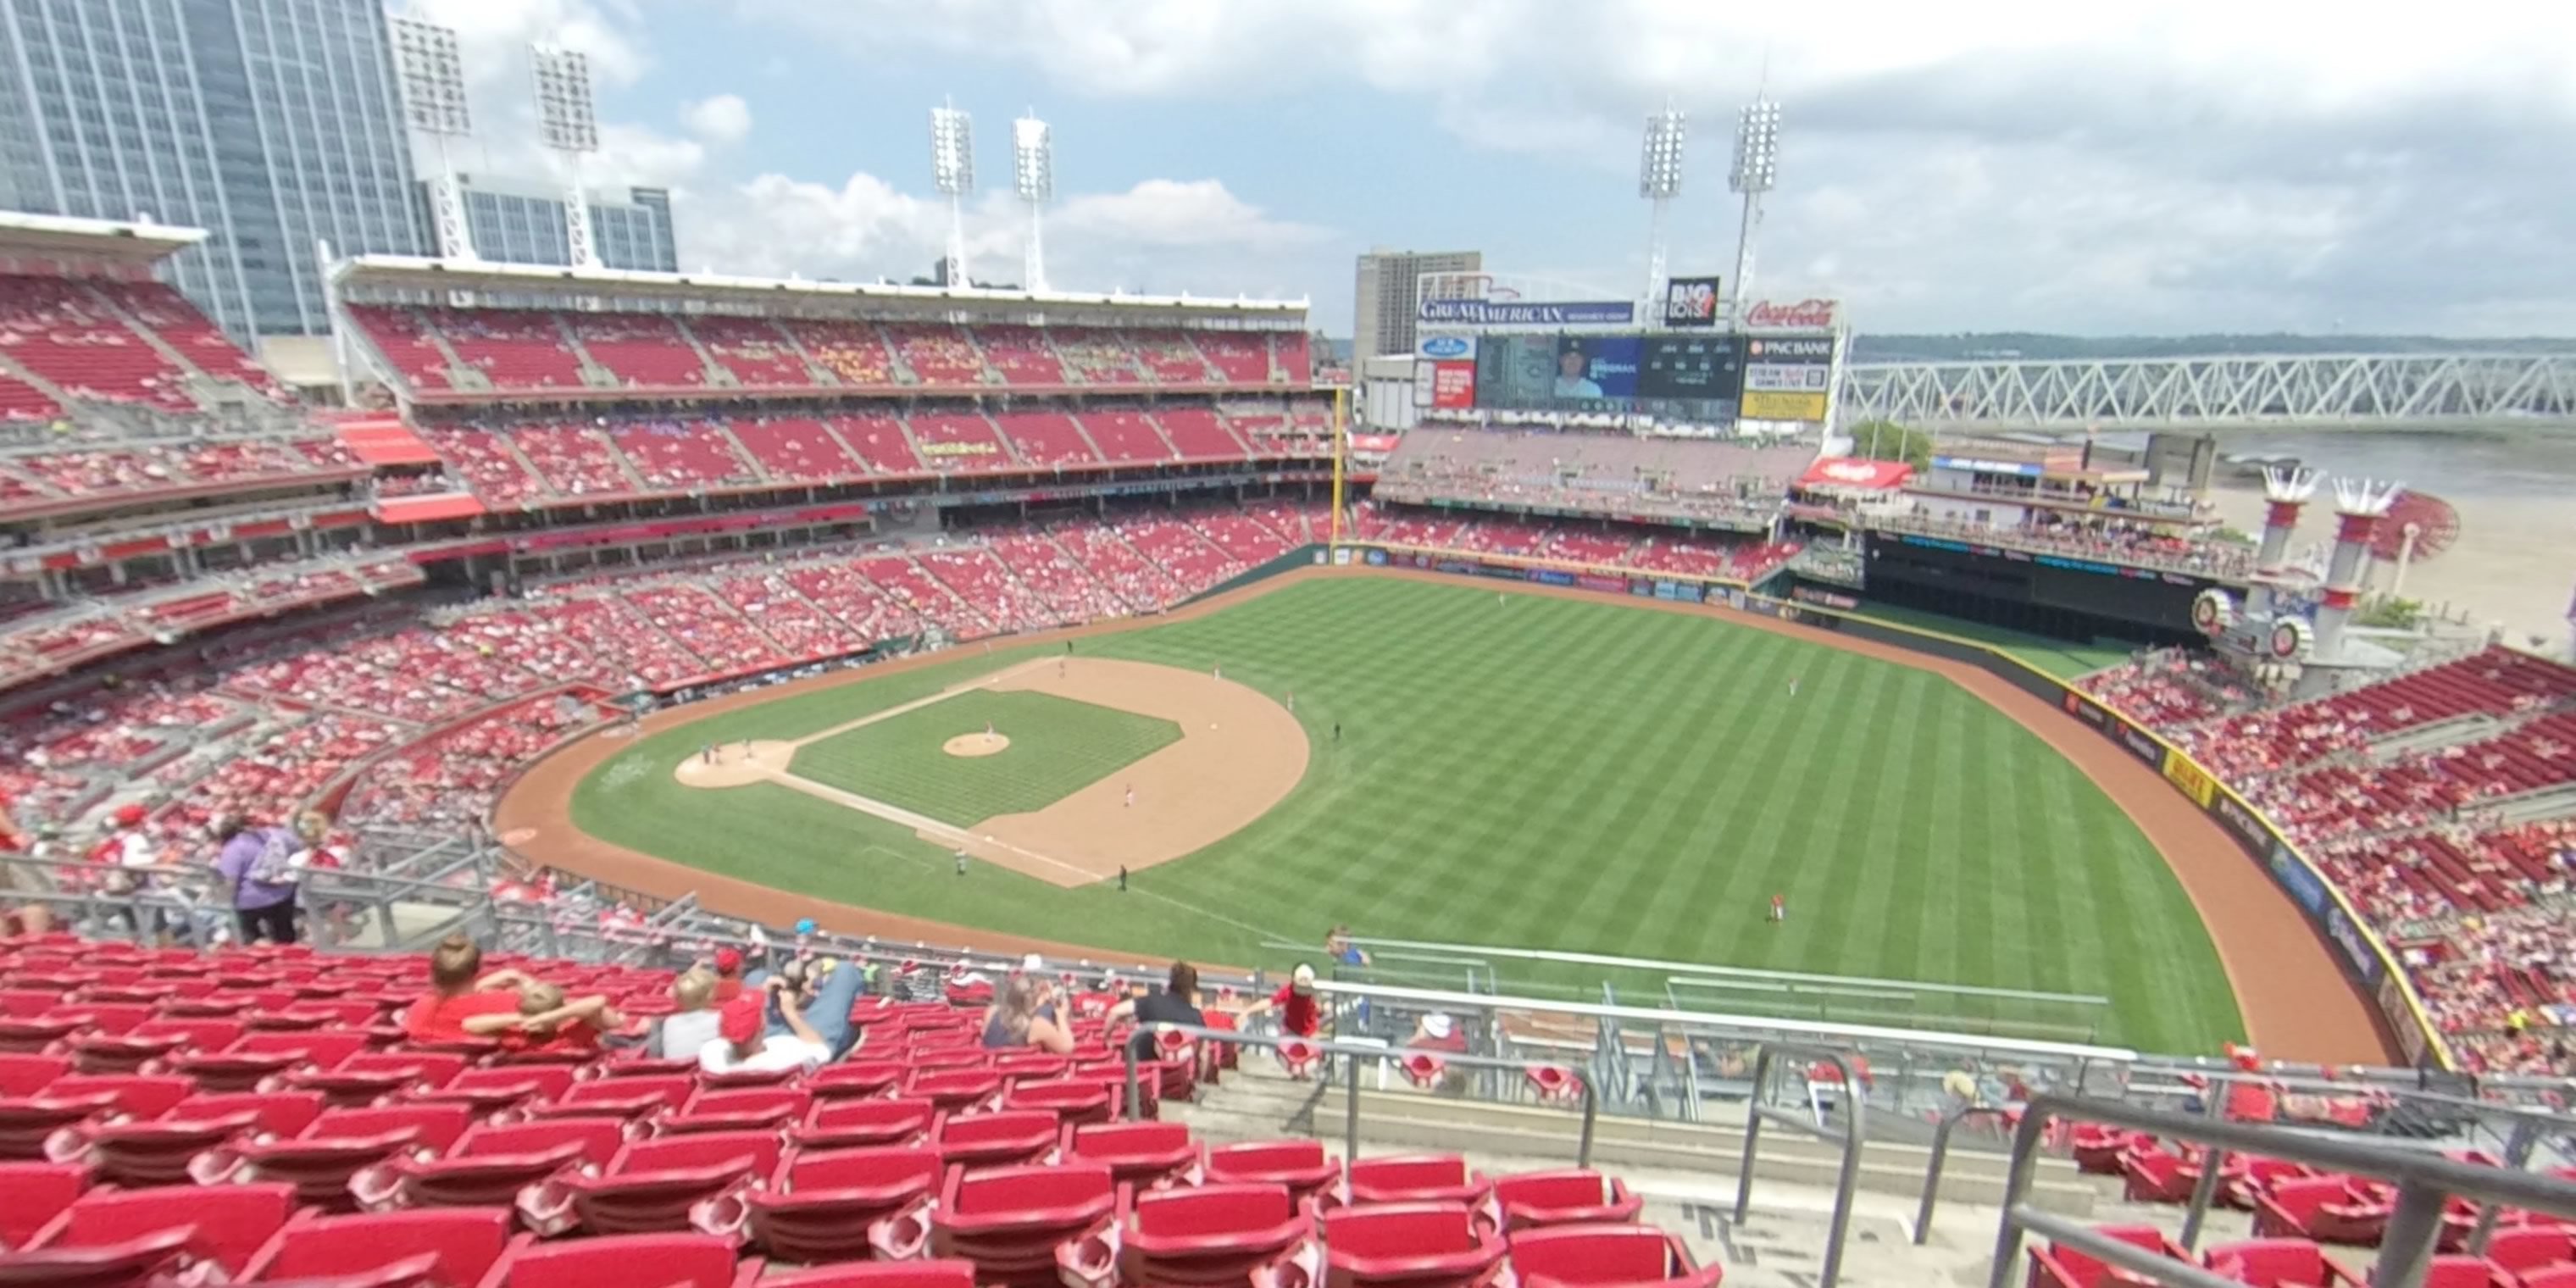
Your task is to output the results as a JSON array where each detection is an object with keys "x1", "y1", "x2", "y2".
[
  {"x1": 1734, "y1": 1043, "x2": 1869, "y2": 1288},
  {"x1": 1119, "y1": 1021, "x2": 1601, "y2": 1171},
  {"x1": 1985, "y1": 1096, "x2": 2576, "y2": 1288}
]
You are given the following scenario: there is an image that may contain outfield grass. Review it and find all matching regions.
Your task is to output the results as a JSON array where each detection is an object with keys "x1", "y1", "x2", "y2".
[
  {"x1": 791, "y1": 691, "x2": 1180, "y2": 824},
  {"x1": 571, "y1": 576, "x2": 2241, "y2": 1052},
  {"x1": 1846, "y1": 602, "x2": 2136, "y2": 679}
]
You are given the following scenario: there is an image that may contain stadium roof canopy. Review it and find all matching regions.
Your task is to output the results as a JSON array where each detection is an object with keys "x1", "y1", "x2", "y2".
[
  {"x1": 0, "y1": 210, "x2": 206, "y2": 266},
  {"x1": 332, "y1": 254, "x2": 1309, "y2": 324}
]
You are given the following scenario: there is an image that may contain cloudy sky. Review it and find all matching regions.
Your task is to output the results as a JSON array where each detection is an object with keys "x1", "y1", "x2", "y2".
[{"x1": 397, "y1": 0, "x2": 2576, "y2": 339}]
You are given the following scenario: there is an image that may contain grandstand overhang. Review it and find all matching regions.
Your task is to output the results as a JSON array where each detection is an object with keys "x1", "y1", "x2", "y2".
[
  {"x1": 0, "y1": 210, "x2": 207, "y2": 265},
  {"x1": 329, "y1": 254, "x2": 1309, "y2": 325}
]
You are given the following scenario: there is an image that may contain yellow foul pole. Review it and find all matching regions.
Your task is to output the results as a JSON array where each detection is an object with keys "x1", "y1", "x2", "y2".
[{"x1": 1330, "y1": 383, "x2": 1348, "y2": 546}]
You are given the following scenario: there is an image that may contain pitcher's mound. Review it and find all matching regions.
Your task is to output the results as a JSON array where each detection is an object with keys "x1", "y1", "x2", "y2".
[
  {"x1": 673, "y1": 740, "x2": 797, "y2": 788},
  {"x1": 944, "y1": 733, "x2": 1011, "y2": 758}
]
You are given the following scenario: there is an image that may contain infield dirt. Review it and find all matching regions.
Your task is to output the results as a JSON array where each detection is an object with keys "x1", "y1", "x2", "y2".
[{"x1": 495, "y1": 565, "x2": 2391, "y2": 1061}]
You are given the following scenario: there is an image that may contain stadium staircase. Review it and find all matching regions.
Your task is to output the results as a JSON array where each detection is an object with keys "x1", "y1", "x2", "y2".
[
  {"x1": 667, "y1": 319, "x2": 736, "y2": 389},
  {"x1": 546, "y1": 314, "x2": 621, "y2": 390},
  {"x1": 409, "y1": 310, "x2": 490, "y2": 392}
]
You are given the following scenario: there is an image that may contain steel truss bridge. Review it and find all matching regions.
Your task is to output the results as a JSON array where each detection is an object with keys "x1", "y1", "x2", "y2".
[{"x1": 1838, "y1": 353, "x2": 2576, "y2": 430}]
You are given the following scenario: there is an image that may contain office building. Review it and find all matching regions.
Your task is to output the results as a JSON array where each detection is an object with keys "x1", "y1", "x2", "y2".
[
  {"x1": 0, "y1": 0, "x2": 423, "y2": 337},
  {"x1": 418, "y1": 176, "x2": 680, "y2": 273},
  {"x1": 1353, "y1": 247, "x2": 1480, "y2": 359}
]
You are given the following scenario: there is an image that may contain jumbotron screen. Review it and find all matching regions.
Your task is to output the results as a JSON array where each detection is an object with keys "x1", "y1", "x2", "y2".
[{"x1": 1464, "y1": 332, "x2": 1757, "y2": 418}]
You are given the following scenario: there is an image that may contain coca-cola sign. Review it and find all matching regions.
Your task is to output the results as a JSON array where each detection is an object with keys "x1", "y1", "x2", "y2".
[{"x1": 1741, "y1": 297, "x2": 1840, "y2": 330}]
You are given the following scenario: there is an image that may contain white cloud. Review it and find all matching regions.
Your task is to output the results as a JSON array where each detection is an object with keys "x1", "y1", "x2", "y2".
[
  {"x1": 728, "y1": 0, "x2": 2576, "y2": 332},
  {"x1": 1056, "y1": 180, "x2": 1328, "y2": 252},
  {"x1": 680, "y1": 95, "x2": 753, "y2": 146}
]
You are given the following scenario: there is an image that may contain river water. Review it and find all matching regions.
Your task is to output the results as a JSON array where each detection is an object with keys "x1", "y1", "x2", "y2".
[{"x1": 2194, "y1": 425, "x2": 2576, "y2": 650}]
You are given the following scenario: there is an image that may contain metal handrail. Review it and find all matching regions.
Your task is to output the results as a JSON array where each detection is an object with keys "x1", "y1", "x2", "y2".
[
  {"x1": 1985, "y1": 1096, "x2": 2576, "y2": 1288},
  {"x1": 1735, "y1": 1044, "x2": 1868, "y2": 1288},
  {"x1": 1916, "y1": 1105, "x2": 2013, "y2": 1243},
  {"x1": 1121, "y1": 1021, "x2": 1600, "y2": 1170}
]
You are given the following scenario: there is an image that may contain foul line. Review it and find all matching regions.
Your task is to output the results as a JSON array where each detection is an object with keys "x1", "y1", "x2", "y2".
[{"x1": 781, "y1": 657, "x2": 1058, "y2": 751}]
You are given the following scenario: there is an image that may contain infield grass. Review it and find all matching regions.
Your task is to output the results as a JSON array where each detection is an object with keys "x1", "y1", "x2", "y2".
[
  {"x1": 571, "y1": 575, "x2": 2242, "y2": 1052},
  {"x1": 791, "y1": 690, "x2": 1180, "y2": 824}
]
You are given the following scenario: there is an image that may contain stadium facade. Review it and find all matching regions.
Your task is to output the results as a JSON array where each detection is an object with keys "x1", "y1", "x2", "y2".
[
  {"x1": 1352, "y1": 247, "x2": 1480, "y2": 362},
  {"x1": 412, "y1": 176, "x2": 680, "y2": 275},
  {"x1": 0, "y1": 0, "x2": 422, "y2": 337}
]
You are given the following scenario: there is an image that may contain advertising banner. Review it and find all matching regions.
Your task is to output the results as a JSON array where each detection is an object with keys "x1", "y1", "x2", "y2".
[
  {"x1": 1740, "y1": 390, "x2": 1830, "y2": 421},
  {"x1": 2268, "y1": 841, "x2": 2329, "y2": 916},
  {"x1": 1418, "y1": 298, "x2": 1635, "y2": 326},
  {"x1": 1532, "y1": 569, "x2": 1575, "y2": 586},
  {"x1": 2322, "y1": 904, "x2": 2384, "y2": 986},
  {"x1": 1672, "y1": 583, "x2": 1706, "y2": 603},
  {"x1": 1931, "y1": 454, "x2": 2045, "y2": 477},
  {"x1": 1744, "y1": 336, "x2": 1833, "y2": 363},
  {"x1": 1430, "y1": 361, "x2": 1477, "y2": 409},
  {"x1": 2379, "y1": 977, "x2": 2429, "y2": 1065},
  {"x1": 1577, "y1": 575, "x2": 1627, "y2": 594},
  {"x1": 1745, "y1": 363, "x2": 1834, "y2": 391},
  {"x1": 2162, "y1": 755, "x2": 2218, "y2": 808},
  {"x1": 2118, "y1": 719, "x2": 2165, "y2": 767},
  {"x1": 1417, "y1": 334, "x2": 1476, "y2": 361},
  {"x1": 1741, "y1": 298, "x2": 1841, "y2": 330},
  {"x1": 1653, "y1": 580, "x2": 1679, "y2": 600},
  {"x1": 1661, "y1": 275, "x2": 1722, "y2": 328},
  {"x1": 2212, "y1": 791, "x2": 2270, "y2": 852},
  {"x1": 1364, "y1": 549, "x2": 1387, "y2": 566}
]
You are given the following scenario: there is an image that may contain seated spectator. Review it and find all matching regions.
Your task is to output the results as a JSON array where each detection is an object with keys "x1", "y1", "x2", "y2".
[
  {"x1": 465, "y1": 980, "x2": 624, "y2": 1055},
  {"x1": 710, "y1": 947, "x2": 746, "y2": 1002},
  {"x1": 981, "y1": 973, "x2": 1076, "y2": 1054},
  {"x1": 402, "y1": 934, "x2": 536, "y2": 1041},
  {"x1": 651, "y1": 969, "x2": 723, "y2": 1061},
  {"x1": 701, "y1": 978, "x2": 833, "y2": 1074},
  {"x1": 1108, "y1": 960, "x2": 1208, "y2": 1058},
  {"x1": 1408, "y1": 1011, "x2": 1468, "y2": 1054},
  {"x1": 754, "y1": 955, "x2": 872, "y2": 1057}
]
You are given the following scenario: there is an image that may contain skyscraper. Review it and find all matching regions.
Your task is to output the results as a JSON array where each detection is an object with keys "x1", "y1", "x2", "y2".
[
  {"x1": 415, "y1": 176, "x2": 680, "y2": 274},
  {"x1": 0, "y1": 0, "x2": 424, "y2": 337},
  {"x1": 1353, "y1": 247, "x2": 1481, "y2": 360}
]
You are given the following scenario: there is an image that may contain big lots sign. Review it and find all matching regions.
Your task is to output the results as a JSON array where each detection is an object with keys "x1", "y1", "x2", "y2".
[{"x1": 1741, "y1": 297, "x2": 1840, "y2": 330}]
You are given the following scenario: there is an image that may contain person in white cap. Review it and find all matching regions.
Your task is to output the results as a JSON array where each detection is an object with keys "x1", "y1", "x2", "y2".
[{"x1": 1241, "y1": 963, "x2": 1323, "y2": 1039}]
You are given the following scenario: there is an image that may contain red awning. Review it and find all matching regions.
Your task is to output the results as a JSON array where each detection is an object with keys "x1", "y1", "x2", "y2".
[
  {"x1": 1349, "y1": 433, "x2": 1400, "y2": 454},
  {"x1": 375, "y1": 493, "x2": 487, "y2": 525},
  {"x1": 1796, "y1": 458, "x2": 1913, "y2": 490},
  {"x1": 336, "y1": 418, "x2": 442, "y2": 467}
]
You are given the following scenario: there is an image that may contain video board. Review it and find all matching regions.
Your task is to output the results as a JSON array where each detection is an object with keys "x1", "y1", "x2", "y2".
[{"x1": 1468, "y1": 331, "x2": 1748, "y2": 419}]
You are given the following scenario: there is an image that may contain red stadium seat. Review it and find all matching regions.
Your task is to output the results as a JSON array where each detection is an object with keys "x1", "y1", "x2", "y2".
[
  {"x1": 362, "y1": 1118, "x2": 628, "y2": 1212},
  {"x1": 2484, "y1": 1226, "x2": 2574, "y2": 1274},
  {"x1": 758, "y1": 1263, "x2": 978, "y2": 1288},
  {"x1": 726, "y1": 1145, "x2": 943, "y2": 1263},
  {"x1": 1507, "y1": 1224, "x2": 1722, "y2": 1288},
  {"x1": 932, "y1": 1109, "x2": 1061, "y2": 1170},
  {"x1": 1309, "y1": 1202, "x2": 1509, "y2": 1288},
  {"x1": 1493, "y1": 1170, "x2": 1643, "y2": 1230},
  {"x1": 1343, "y1": 1154, "x2": 1493, "y2": 1211},
  {"x1": 0, "y1": 1224, "x2": 195, "y2": 1288},
  {"x1": 0, "y1": 1161, "x2": 89, "y2": 1248},
  {"x1": 1065, "y1": 1181, "x2": 1315, "y2": 1288},
  {"x1": 797, "y1": 1096, "x2": 937, "y2": 1150},
  {"x1": 240, "y1": 1208, "x2": 514, "y2": 1286},
  {"x1": 1062, "y1": 1120, "x2": 1196, "y2": 1189},
  {"x1": 804, "y1": 1061, "x2": 905, "y2": 1101},
  {"x1": 2201, "y1": 1239, "x2": 2363, "y2": 1287},
  {"x1": 924, "y1": 1161, "x2": 1118, "y2": 1288},
  {"x1": 2024, "y1": 1225, "x2": 2190, "y2": 1288},
  {"x1": 0, "y1": 1053, "x2": 67, "y2": 1096},
  {"x1": 2252, "y1": 1178, "x2": 2390, "y2": 1246},
  {"x1": 661, "y1": 1086, "x2": 809, "y2": 1135},
  {"x1": 1204, "y1": 1139, "x2": 1340, "y2": 1207},
  {"x1": 25, "y1": 1181, "x2": 297, "y2": 1278},
  {"x1": 540, "y1": 1130, "x2": 780, "y2": 1237},
  {"x1": 475, "y1": 1231, "x2": 757, "y2": 1288}
]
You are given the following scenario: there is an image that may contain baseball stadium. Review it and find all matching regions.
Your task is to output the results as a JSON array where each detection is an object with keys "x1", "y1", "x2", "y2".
[{"x1": 4, "y1": 19, "x2": 2576, "y2": 1288}]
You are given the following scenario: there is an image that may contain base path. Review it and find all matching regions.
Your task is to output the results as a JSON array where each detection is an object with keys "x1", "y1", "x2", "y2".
[{"x1": 497, "y1": 565, "x2": 2390, "y2": 1062}]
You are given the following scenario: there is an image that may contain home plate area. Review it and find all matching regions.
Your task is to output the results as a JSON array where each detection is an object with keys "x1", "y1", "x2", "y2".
[{"x1": 671, "y1": 657, "x2": 1307, "y2": 887}]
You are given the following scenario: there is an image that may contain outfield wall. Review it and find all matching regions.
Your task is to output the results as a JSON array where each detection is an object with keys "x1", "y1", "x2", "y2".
[{"x1": 1340, "y1": 541, "x2": 2451, "y2": 1070}]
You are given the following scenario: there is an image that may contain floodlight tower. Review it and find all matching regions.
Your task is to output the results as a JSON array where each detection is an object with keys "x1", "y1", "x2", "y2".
[
  {"x1": 391, "y1": 18, "x2": 476, "y2": 262},
  {"x1": 930, "y1": 102, "x2": 976, "y2": 286},
  {"x1": 1638, "y1": 103, "x2": 1686, "y2": 310},
  {"x1": 1013, "y1": 112, "x2": 1053, "y2": 292},
  {"x1": 1727, "y1": 99, "x2": 1781, "y2": 319},
  {"x1": 530, "y1": 45, "x2": 603, "y2": 269}
]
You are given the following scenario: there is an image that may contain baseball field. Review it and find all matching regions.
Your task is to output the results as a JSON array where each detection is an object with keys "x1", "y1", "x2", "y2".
[{"x1": 534, "y1": 573, "x2": 2253, "y2": 1053}]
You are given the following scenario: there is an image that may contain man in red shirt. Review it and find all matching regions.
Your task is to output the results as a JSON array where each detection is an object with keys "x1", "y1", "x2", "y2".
[{"x1": 402, "y1": 934, "x2": 534, "y2": 1042}]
